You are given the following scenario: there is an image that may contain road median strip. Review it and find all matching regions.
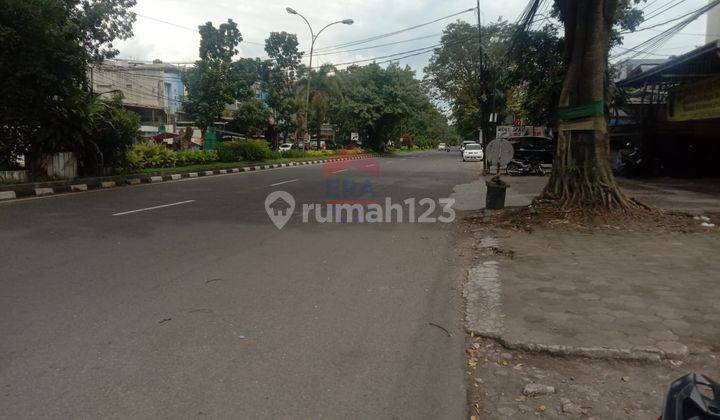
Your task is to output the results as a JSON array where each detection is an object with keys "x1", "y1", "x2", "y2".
[{"x1": 0, "y1": 154, "x2": 377, "y2": 202}]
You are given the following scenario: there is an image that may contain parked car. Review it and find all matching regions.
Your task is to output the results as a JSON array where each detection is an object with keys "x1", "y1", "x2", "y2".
[
  {"x1": 438, "y1": 142, "x2": 447, "y2": 151},
  {"x1": 279, "y1": 143, "x2": 293, "y2": 152},
  {"x1": 507, "y1": 136, "x2": 555, "y2": 168},
  {"x1": 460, "y1": 141, "x2": 478, "y2": 154},
  {"x1": 462, "y1": 143, "x2": 484, "y2": 162}
]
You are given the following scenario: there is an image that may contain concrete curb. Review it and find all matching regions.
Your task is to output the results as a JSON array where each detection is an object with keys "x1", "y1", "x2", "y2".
[
  {"x1": 0, "y1": 154, "x2": 379, "y2": 202},
  {"x1": 0, "y1": 191, "x2": 16, "y2": 200},
  {"x1": 473, "y1": 331, "x2": 676, "y2": 362},
  {"x1": 35, "y1": 187, "x2": 54, "y2": 196}
]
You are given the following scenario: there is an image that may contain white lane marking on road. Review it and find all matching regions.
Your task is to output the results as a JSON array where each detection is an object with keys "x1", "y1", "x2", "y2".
[
  {"x1": 365, "y1": 164, "x2": 376, "y2": 168},
  {"x1": 112, "y1": 200, "x2": 196, "y2": 216},
  {"x1": 331, "y1": 169, "x2": 348, "y2": 174},
  {"x1": 270, "y1": 178, "x2": 299, "y2": 187}
]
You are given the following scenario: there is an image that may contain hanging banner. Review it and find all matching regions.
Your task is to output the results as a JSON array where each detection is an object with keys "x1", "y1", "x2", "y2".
[
  {"x1": 668, "y1": 76, "x2": 720, "y2": 122},
  {"x1": 496, "y1": 126, "x2": 548, "y2": 139}
]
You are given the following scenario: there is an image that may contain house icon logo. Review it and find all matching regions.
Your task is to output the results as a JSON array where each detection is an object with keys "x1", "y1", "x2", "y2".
[{"x1": 265, "y1": 191, "x2": 295, "y2": 230}]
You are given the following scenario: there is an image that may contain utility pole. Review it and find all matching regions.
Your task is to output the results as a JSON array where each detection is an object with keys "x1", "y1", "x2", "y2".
[
  {"x1": 477, "y1": 0, "x2": 483, "y2": 82},
  {"x1": 477, "y1": 0, "x2": 489, "y2": 171}
]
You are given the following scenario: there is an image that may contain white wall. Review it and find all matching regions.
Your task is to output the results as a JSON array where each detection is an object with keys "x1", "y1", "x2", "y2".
[{"x1": 707, "y1": 1, "x2": 720, "y2": 44}]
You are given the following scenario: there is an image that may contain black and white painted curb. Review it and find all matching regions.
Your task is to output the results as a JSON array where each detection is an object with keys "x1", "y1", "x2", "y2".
[{"x1": 0, "y1": 154, "x2": 379, "y2": 202}]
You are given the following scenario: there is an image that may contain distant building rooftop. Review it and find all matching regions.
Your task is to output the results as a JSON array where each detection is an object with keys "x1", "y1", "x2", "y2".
[
  {"x1": 618, "y1": 41, "x2": 720, "y2": 88},
  {"x1": 614, "y1": 58, "x2": 669, "y2": 81},
  {"x1": 102, "y1": 59, "x2": 183, "y2": 74}
]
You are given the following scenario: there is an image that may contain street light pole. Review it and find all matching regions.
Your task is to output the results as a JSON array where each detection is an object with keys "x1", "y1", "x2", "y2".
[{"x1": 286, "y1": 7, "x2": 353, "y2": 149}]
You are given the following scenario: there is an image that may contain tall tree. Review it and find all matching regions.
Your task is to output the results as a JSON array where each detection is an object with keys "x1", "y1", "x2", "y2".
[
  {"x1": 329, "y1": 63, "x2": 444, "y2": 151},
  {"x1": 297, "y1": 64, "x2": 340, "y2": 143},
  {"x1": 264, "y1": 32, "x2": 303, "y2": 143},
  {"x1": 504, "y1": 25, "x2": 565, "y2": 126},
  {"x1": 425, "y1": 21, "x2": 491, "y2": 140},
  {"x1": 520, "y1": 0, "x2": 645, "y2": 208},
  {"x1": 0, "y1": 0, "x2": 137, "y2": 174},
  {"x1": 183, "y1": 20, "x2": 242, "y2": 133}
]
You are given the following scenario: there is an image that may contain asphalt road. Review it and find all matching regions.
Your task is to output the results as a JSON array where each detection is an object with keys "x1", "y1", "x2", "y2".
[{"x1": 0, "y1": 151, "x2": 482, "y2": 419}]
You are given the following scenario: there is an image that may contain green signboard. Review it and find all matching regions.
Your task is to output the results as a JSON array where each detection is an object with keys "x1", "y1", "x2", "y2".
[
  {"x1": 203, "y1": 129, "x2": 218, "y2": 150},
  {"x1": 668, "y1": 76, "x2": 720, "y2": 122}
]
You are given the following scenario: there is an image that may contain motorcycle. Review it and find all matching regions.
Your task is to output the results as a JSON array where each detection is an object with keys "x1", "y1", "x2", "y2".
[
  {"x1": 618, "y1": 146, "x2": 643, "y2": 177},
  {"x1": 660, "y1": 373, "x2": 720, "y2": 419},
  {"x1": 505, "y1": 159, "x2": 546, "y2": 176}
]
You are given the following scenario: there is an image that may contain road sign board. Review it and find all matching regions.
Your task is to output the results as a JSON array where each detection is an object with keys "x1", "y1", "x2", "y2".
[{"x1": 486, "y1": 138, "x2": 514, "y2": 167}]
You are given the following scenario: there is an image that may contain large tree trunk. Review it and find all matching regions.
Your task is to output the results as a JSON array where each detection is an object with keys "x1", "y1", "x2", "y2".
[{"x1": 542, "y1": 0, "x2": 636, "y2": 209}]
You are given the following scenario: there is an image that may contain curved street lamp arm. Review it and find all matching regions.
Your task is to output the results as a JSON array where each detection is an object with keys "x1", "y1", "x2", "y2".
[
  {"x1": 294, "y1": 12, "x2": 314, "y2": 40},
  {"x1": 315, "y1": 20, "x2": 346, "y2": 40}
]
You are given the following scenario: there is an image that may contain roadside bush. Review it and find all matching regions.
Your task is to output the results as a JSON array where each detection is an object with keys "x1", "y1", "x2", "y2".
[
  {"x1": 279, "y1": 149, "x2": 307, "y2": 159},
  {"x1": 124, "y1": 142, "x2": 219, "y2": 170},
  {"x1": 306, "y1": 150, "x2": 336, "y2": 157},
  {"x1": 413, "y1": 136, "x2": 440, "y2": 150},
  {"x1": 175, "y1": 149, "x2": 218, "y2": 166},
  {"x1": 218, "y1": 139, "x2": 272, "y2": 162},
  {"x1": 339, "y1": 147, "x2": 364, "y2": 156},
  {"x1": 125, "y1": 141, "x2": 176, "y2": 169}
]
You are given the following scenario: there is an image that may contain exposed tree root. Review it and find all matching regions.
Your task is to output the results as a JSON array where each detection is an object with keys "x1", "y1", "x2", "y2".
[{"x1": 472, "y1": 200, "x2": 710, "y2": 234}]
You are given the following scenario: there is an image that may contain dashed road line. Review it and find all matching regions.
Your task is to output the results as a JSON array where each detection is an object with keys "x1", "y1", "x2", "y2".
[
  {"x1": 270, "y1": 179, "x2": 299, "y2": 187},
  {"x1": 112, "y1": 200, "x2": 196, "y2": 216}
]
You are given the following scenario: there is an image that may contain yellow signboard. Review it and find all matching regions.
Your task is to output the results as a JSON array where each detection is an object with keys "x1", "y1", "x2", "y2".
[{"x1": 668, "y1": 76, "x2": 720, "y2": 122}]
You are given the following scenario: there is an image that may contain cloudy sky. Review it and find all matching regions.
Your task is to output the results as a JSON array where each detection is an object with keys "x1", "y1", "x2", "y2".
[{"x1": 116, "y1": 0, "x2": 711, "y2": 75}]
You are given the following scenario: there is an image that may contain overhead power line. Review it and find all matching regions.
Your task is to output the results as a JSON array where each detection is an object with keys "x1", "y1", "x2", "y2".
[
  {"x1": 330, "y1": 44, "x2": 441, "y2": 67},
  {"x1": 313, "y1": 7, "x2": 476, "y2": 53},
  {"x1": 613, "y1": 46, "x2": 673, "y2": 57},
  {"x1": 643, "y1": 0, "x2": 691, "y2": 22},
  {"x1": 328, "y1": 33, "x2": 477, "y2": 68},
  {"x1": 314, "y1": 33, "x2": 442, "y2": 57},
  {"x1": 640, "y1": 0, "x2": 669, "y2": 12},
  {"x1": 135, "y1": 13, "x2": 266, "y2": 46},
  {"x1": 622, "y1": 0, "x2": 716, "y2": 34},
  {"x1": 613, "y1": 0, "x2": 720, "y2": 64}
]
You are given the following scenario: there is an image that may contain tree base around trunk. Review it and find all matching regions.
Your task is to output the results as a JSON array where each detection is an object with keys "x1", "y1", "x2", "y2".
[{"x1": 472, "y1": 201, "x2": 713, "y2": 235}]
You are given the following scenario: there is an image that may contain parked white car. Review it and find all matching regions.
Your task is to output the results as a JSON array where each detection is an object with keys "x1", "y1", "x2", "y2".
[
  {"x1": 460, "y1": 141, "x2": 477, "y2": 153},
  {"x1": 438, "y1": 142, "x2": 447, "y2": 151},
  {"x1": 279, "y1": 143, "x2": 293, "y2": 152},
  {"x1": 462, "y1": 143, "x2": 484, "y2": 162}
]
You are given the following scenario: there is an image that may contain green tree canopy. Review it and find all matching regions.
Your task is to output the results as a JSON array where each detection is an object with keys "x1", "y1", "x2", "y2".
[
  {"x1": 424, "y1": 20, "x2": 564, "y2": 138},
  {"x1": 264, "y1": 32, "x2": 304, "y2": 139},
  {"x1": 183, "y1": 19, "x2": 243, "y2": 133},
  {"x1": 0, "y1": 0, "x2": 137, "y2": 173},
  {"x1": 228, "y1": 98, "x2": 272, "y2": 137},
  {"x1": 328, "y1": 63, "x2": 450, "y2": 150}
]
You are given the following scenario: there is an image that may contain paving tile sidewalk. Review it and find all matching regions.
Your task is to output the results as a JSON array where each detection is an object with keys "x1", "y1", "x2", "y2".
[{"x1": 465, "y1": 227, "x2": 720, "y2": 360}]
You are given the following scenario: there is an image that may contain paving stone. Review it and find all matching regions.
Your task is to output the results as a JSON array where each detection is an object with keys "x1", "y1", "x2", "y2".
[
  {"x1": 522, "y1": 383, "x2": 555, "y2": 397},
  {"x1": 466, "y1": 229, "x2": 720, "y2": 359},
  {"x1": 663, "y1": 319, "x2": 692, "y2": 330},
  {"x1": 648, "y1": 330, "x2": 678, "y2": 341},
  {"x1": 656, "y1": 341, "x2": 689, "y2": 357}
]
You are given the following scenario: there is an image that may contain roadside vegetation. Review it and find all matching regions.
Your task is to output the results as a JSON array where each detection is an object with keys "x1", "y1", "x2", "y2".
[{"x1": 123, "y1": 139, "x2": 365, "y2": 174}]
